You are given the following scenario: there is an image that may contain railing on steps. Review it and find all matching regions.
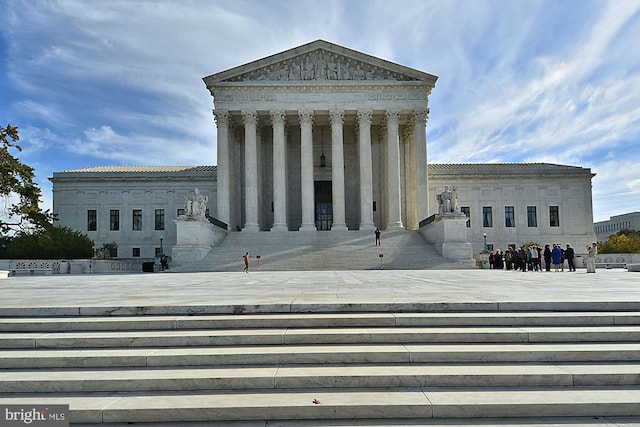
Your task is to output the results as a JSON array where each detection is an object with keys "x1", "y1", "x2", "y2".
[
  {"x1": 206, "y1": 215, "x2": 228, "y2": 230},
  {"x1": 419, "y1": 214, "x2": 437, "y2": 228}
]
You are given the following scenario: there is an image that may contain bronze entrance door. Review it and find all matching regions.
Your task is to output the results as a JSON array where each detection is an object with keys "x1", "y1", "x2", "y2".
[{"x1": 314, "y1": 181, "x2": 332, "y2": 231}]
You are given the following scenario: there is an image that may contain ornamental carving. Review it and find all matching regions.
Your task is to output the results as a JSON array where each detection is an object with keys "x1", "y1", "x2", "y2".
[{"x1": 226, "y1": 49, "x2": 419, "y2": 83}]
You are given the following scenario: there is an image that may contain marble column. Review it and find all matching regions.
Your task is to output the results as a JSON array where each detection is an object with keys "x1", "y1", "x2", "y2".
[
  {"x1": 404, "y1": 123, "x2": 418, "y2": 230},
  {"x1": 414, "y1": 109, "x2": 429, "y2": 221},
  {"x1": 242, "y1": 111, "x2": 259, "y2": 231},
  {"x1": 386, "y1": 110, "x2": 404, "y2": 230},
  {"x1": 330, "y1": 110, "x2": 347, "y2": 231},
  {"x1": 231, "y1": 126, "x2": 243, "y2": 230},
  {"x1": 213, "y1": 110, "x2": 230, "y2": 226},
  {"x1": 271, "y1": 110, "x2": 288, "y2": 231},
  {"x1": 299, "y1": 110, "x2": 316, "y2": 231},
  {"x1": 358, "y1": 110, "x2": 375, "y2": 230}
]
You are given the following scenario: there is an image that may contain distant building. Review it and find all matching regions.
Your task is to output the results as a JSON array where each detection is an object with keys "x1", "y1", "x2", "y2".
[{"x1": 594, "y1": 212, "x2": 640, "y2": 244}]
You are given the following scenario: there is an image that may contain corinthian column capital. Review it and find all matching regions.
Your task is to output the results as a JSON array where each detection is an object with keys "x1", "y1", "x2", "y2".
[
  {"x1": 270, "y1": 110, "x2": 286, "y2": 125},
  {"x1": 413, "y1": 108, "x2": 430, "y2": 125},
  {"x1": 298, "y1": 110, "x2": 314, "y2": 126},
  {"x1": 241, "y1": 110, "x2": 258, "y2": 126},
  {"x1": 329, "y1": 110, "x2": 345, "y2": 125},
  {"x1": 213, "y1": 110, "x2": 230, "y2": 127},
  {"x1": 385, "y1": 110, "x2": 400, "y2": 127},
  {"x1": 357, "y1": 110, "x2": 373, "y2": 126}
]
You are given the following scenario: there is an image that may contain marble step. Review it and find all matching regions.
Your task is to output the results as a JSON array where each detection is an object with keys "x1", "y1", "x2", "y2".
[
  {"x1": 4, "y1": 343, "x2": 640, "y2": 369},
  {"x1": 180, "y1": 229, "x2": 472, "y2": 272},
  {"x1": 2, "y1": 387, "x2": 640, "y2": 423},
  {"x1": 3, "y1": 363, "x2": 640, "y2": 393},
  {"x1": 3, "y1": 311, "x2": 640, "y2": 332},
  {"x1": 5, "y1": 325, "x2": 640, "y2": 349},
  {"x1": 7, "y1": 301, "x2": 640, "y2": 317}
]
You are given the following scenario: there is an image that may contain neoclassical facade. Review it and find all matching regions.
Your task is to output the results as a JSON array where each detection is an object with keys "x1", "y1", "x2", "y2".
[
  {"x1": 49, "y1": 41, "x2": 598, "y2": 260},
  {"x1": 203, "y1": 40, "x2": 436, "y2": 232},
  {"x1": 50, "y1": 166, "x2": 216, "y2": 259}
]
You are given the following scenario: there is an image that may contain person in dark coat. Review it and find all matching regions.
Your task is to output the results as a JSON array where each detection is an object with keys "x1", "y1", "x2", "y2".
[
  {"x1": 565, "y1": 244, "x2": 576, "y2": 272},
  {"x1": 543, "y1": 244, "x2": 552, "y2": 271}
]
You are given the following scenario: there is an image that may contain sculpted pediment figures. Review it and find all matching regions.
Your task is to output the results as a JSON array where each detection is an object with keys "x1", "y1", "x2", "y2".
[
  {"x1": 209, "y1": 39, "x2": 435, "y2": 84},
  {"x1": 226, "y1": 49, "x2": 417, "y2": 82}
]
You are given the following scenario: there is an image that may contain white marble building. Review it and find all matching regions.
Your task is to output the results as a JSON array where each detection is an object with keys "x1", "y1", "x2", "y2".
[
  {"x1": 204, "y1": 40, "x2": 435, "y2": 233},
  {"x1": 594, "y1": 212, "x2": 640, "y2": 244},
  {"x1": 49, "y1": 40, "x2": 597, "y2": 259},
  {"x1": 50, "y1": 166, "x2": 216, "y2": 258},
  {"x1": 429, "y1": 163, "x2": 597, "y2": 253}
]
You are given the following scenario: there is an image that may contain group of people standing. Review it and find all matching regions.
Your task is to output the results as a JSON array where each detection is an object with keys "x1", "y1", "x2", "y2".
[{"x1": 490, "y1": 243, "x2": 581, "y2": 272}]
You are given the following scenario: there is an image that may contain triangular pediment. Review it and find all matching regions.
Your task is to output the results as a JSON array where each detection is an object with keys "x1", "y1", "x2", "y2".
[{"x1": 204, "y1": 40, "x2": 437, "y2": 85}]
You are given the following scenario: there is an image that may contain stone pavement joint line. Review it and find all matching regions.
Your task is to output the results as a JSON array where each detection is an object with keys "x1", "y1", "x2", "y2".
[{"x1": 2, "y1": 269, "x2": 640, "y2": 426}]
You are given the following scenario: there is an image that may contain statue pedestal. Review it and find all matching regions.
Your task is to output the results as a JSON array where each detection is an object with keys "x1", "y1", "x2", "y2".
[
  {"x1": 171, "y1": 216, "x2": 227, "y2": 265},
  {"x1": 421, "y1": 213, "x2": 474, "y2": 262}
]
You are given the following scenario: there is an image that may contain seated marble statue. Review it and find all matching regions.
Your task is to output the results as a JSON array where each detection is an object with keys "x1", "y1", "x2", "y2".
[
  {"x1": 184, "y1": 188, "x2": 208, "y2": 219},
  {"x1": 437, "y1": 185, "x2": 460, "y2": 215}
]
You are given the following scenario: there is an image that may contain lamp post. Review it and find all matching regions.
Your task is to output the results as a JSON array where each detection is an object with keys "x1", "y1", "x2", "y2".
[
  {"x1": 159, "y1": 236, "x2": 164, "y2": 256},
  {"x1": 483, "y1": 233, "x2": 488, "y2": 253}
]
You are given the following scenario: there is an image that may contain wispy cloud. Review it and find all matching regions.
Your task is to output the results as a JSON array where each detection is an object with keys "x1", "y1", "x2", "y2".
[{"x1": 1, "y1": 0, "x2": 639, "y2": 222}]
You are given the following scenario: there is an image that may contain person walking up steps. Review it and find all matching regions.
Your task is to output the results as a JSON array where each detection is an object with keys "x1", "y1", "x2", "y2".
[
  {"x1": 243, "y1": 252, "x2": 249, "y2": 273},
  {"x1": 375, "y1": 228, "x2": 381, "y2": 246}
]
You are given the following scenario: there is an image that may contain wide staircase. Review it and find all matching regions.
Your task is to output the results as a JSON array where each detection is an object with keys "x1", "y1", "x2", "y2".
[
  {"x1": 2, "y1": 302, "x2": 640, "y2": 425},
  {"x1": 176, "y1": 229, "x2": 472, "y2": 272}
]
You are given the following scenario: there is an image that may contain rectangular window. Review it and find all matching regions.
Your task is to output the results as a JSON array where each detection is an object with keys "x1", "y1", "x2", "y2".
[
  {"x1": 505, "y1": 206, "x2": 515, "y2": 227},
  {"x1": 527, "y1": 206, "x2": 537, "y2": 227},
  {"x1": 110, "y1": 209, "x2": 120, "y2": 231},
  {"x1": 87, "y1": 210, "x2": 97, "y2": 231},
  {"x1": 155, "y1": 209, "x2": 165, "y2": 231},
  {"x1": 132, "y1": 248, "x2": 140, "y2": 257},
  {"x1": 132, "y1": 209, "x2": 142, "y2": 231},
  {"x1": 461, "y1": 206, "x2": 471, "y2": 227},
  {"x1": 549, "y1": 206, "x2": 560, "y2": 227},
  {"x1": 177, "y1": 208, "x2": 185, "y2": 217},
  {"x1": 482, "y1": 206, "x2": 493, "y2": 227}
]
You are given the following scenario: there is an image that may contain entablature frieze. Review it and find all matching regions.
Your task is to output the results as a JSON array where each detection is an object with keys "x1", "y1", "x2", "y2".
[{"x1": 212, "y1": 85, "x2": 431, "y2": 112}]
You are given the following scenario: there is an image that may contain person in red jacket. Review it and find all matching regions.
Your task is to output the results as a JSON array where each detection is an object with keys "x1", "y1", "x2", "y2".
[{"x1": 243, "y1": 252, "x2": 249, "y2": 273}]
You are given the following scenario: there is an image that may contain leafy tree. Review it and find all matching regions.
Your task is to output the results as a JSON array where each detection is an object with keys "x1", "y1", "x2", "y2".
[
  {"x1": 3, "y1": 226, "x2": 94, "y2": 259},
  {"x1": 599, "y1": 230, "x2": 640, "y2": 254},
  {"x1": 1, "y1": 124, "x2": 54, "y2": 234},
  {"x1": 95, "y1": 242, "x2": 118, "y2": 259},
  {"x1": 617, "y1": 228, "x2": 640, "y2": 238}
]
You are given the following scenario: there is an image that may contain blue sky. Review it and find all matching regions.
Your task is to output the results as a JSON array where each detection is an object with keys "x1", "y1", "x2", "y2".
[{"x1": 1, "y1": 0, "x2": 639, "y2": 222}]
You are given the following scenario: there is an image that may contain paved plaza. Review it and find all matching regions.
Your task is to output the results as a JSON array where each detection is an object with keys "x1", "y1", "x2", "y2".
[
  {"x1": 3, "y1": 267, "x2": 640, "y2": 426},
  {"x1": 1, "y1": 268, "x2": 639, "y2": 314}
]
